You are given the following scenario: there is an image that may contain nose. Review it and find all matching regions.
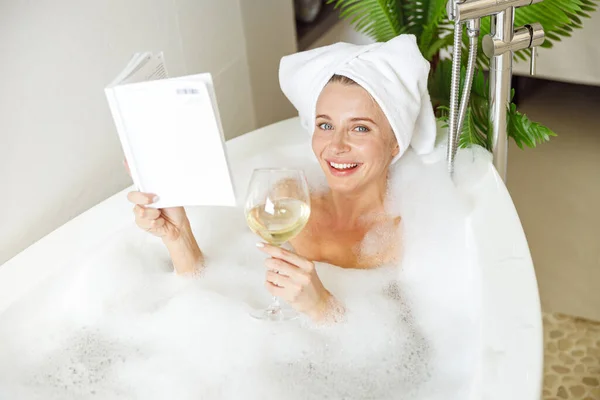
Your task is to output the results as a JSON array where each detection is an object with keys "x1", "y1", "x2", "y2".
[{"x1": 329, "y1": 129, "x2": 351, "y2": 154}]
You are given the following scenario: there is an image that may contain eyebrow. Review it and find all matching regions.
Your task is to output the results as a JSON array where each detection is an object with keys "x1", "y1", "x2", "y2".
[
  {"x1": 315, "y1": 115, "x2": 377, "y2": 125},
  {"x1": 350, "y1": 117, "x2": 377, "y2": 125}
]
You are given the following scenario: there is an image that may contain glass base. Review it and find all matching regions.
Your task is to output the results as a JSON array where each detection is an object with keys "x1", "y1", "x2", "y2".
[{"x1": 250, "y1": 306, "x2": 298, "y2": 322}]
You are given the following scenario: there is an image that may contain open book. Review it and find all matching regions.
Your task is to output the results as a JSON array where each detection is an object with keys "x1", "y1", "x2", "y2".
[{"x1": 105, "y1": 52, "x2": 236, "y2": 209}]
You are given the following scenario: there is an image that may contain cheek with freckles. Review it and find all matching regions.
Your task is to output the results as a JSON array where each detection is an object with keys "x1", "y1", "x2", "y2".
[
  {"x1": 311, "y1": 134, "x2": 322, "y2": 157},
  {"x1": 312, "y1": 132, "x2": 335, "y2": 162},
  {"x1": 353, "y1": 136, "x2": 392, "y2": 167}
]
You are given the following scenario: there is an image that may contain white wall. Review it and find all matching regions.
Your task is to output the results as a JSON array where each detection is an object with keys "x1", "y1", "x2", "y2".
[
  {"x1": 0, "y1": 0, "x2": 297, "y2": 264},
  {"x1": 240, "y1": 0, "x2": 298, "y2": 127}
]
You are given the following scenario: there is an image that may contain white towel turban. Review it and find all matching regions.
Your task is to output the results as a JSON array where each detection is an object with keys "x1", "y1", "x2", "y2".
[{"x1": 279, "y1": 34, "x2": 437, "y2": 163}]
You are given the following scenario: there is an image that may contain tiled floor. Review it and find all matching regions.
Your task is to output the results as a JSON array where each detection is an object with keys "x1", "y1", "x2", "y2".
[
  {"x1": 507, "y1": 79, "x2": 600, "y2": 322},
  {"x1": 542, "y1": 312, "x2": 600, "y2": 400}
]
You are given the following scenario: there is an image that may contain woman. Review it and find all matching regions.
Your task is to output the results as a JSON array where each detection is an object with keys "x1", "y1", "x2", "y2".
[{"x1": 126, "y1": 34, "x2": 437, "y2": 322}]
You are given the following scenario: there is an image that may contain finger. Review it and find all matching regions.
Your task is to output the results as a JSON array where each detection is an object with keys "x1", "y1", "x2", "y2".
[
  {"x1": 150, "y1": 218, "x2": 166, "y2": 229},
  {"x1": 127, "y1": 191, "x2": 159, "y2": 206},
  {"x1": 142, "y1": 207, "x2": 161, "y2": 220},
  {"x1": 135, "y1": 214, "x2": 153, "y2": 230},
  {"x1": 265, "y1": 281, "x2": 287, "y2": 298},
  {"x1": 135, "y1": 215, "x2": 166, "y2": 232},
  {"x1": 266, "y1": 270, "x2": 291, "y2": 288},
  {"x1": 133, "y1": 204, "x2": 159, "y2": 220},
  {"x1": 257, "y1": 243, "x2": 314, "y2": 272},
  {"x1": 265, "y1": 258, "x2": 303, "y2": 280},
  {"x1": 134, "y1": 204, "x2": 145, "y2": 218}
]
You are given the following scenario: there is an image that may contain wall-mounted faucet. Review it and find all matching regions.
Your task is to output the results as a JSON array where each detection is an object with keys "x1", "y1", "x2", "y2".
[{"x1": 446, "y1": 0, "x2": 546, "y2": 181}]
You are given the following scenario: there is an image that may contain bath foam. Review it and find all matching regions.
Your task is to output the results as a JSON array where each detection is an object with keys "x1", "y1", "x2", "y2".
[{"x1": 0, "y1": 142, "x2": 482, "y2": 400}]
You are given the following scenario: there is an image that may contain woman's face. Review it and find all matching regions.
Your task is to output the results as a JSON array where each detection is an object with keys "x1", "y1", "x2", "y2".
[{"x1": 312, "y1": 81, "x2": 399, "y2": 194}]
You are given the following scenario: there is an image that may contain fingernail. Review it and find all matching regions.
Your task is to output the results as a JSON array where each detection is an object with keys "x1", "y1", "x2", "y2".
[
  {"x1": 151, "y1": 196, "x2": 160, "y2": 204},
  {"x1": 256, "y1": 242, "x2": 265, "y2": 248}
]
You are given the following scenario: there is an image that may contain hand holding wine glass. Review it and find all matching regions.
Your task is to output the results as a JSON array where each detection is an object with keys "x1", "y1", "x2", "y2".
[
  {"x1": 256, "y1": 242, "x2": 336, "y2": 322},
  {"x1": 244, "y1": 168, "x2": 311, "y2": 321}
]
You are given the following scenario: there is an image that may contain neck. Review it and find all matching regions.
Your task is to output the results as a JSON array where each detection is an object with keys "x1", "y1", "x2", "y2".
[{"x1": 327, "y1": 179, "x2": 388, "y2": 228}]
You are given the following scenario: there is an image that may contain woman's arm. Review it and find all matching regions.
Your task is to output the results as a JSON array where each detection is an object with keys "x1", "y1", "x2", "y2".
[
  {"x1": 127, "y1": 190, "x2": 204, "y2": 275},
  {"x1": 306, "y1": 291, "x2": 346, "y2": 323},
  {"x1": 124, "y1": 161, "x2": 205, "y2": 275},
  {"x1": 163, "y1": 222, "x2": 204, "y2": 275}
]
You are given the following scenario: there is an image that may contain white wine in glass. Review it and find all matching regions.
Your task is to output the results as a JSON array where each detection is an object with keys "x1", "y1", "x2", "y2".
[{"x1": 245, "y1": 168, "x2": 311, "y2": 321}]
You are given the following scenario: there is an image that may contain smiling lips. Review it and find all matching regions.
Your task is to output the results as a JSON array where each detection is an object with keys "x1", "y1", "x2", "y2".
[{"x1": 326, "y1": 160, "x2": 362, "y2": 176}]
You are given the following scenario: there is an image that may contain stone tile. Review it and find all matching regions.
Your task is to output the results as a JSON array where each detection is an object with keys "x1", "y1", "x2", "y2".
[
  {"x1": 545, "y1": 374, "x2": 559, "y2": 386},
  {"x1": 551, "y1": 330, "x2": 564, "y2": 339},
  {"x1": 552, "y1": 365, "x2": 571, "y2": 374},
  {"x1": 568, "y1": 385, "x2": 585, "y2": 397},
  {"x1": 558, "y1": 339, "x2": 573, "y2": 351},
  {"x1": 556, "y1": 385, "x2": 568, "y2": 399},
  {"x1": 582, "y1": 377, "x2": 599, "y2": 387},
  {"x1": 558, "y1": 354, "x2": 576, "y2": 365},
  {"x1": 541, "y1": 312, "x2": 599, "y2": 400}
]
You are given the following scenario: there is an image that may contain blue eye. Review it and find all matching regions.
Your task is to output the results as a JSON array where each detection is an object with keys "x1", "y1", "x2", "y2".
[
  {"x1": 354, "y1": 125, "x2": 369, "y2": 133},
  {"x1": 318, "y1": 122, "x2": 333, "y2": 130}
]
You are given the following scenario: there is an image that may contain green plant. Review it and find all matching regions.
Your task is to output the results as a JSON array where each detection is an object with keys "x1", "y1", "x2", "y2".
[{"x1": 327, "y1": 0, "x2": 598, "y2": 150}]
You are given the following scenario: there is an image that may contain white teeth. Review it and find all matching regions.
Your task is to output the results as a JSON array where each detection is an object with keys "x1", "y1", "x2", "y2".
[{"x1": 329, "y1": 162, "x2": 358, "y2": 170}]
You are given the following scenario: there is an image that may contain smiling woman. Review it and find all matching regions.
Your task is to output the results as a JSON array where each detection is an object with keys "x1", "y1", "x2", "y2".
[
  {"x1": 290, "y1": 74, "x2": 404, "y2": 271},
  {"x1": 123, "y1": 34, "x2": 438, "y2": 322}
]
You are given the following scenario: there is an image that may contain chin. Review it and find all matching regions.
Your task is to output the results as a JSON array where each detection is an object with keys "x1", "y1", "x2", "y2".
[{"x1": 325, "y1": 178, "x2": 359, "y2": 193}]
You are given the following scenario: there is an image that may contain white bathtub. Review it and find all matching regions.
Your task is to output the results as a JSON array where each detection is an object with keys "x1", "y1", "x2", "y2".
[{"x1": 0, "y1": 117, "x2": 543, "y2": 399}]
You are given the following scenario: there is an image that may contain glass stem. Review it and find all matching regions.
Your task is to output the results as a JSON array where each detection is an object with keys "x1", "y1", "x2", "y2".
[
  {"x1": 268, "y1": 242, "x2": 286, "y2": 312},
  {"x1": 270, "y1": 296, "x2": 281, "y2": 311}
]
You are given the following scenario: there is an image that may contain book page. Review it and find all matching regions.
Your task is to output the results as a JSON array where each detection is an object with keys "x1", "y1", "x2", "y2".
[
  {"x1": 112, "y1": 76, "x2": 236, "y2": 208},
  {"x1": 108, "y1": 52, "x2": 168, "y2": 87}
]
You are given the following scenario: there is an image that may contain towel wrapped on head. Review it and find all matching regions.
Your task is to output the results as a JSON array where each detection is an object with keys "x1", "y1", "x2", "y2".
[{"x1": 279, "y1": 34, "x2": 437, "y2": 163}]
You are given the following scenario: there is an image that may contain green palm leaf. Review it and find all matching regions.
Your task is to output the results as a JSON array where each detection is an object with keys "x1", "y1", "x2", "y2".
[
  {"x1": 402, "y1": 0, "x2": 449, "y2": 50},
  {"x1": 507, "y1": 103, "x2": 557, "y2": 149},
  {"x1": 326, "y1": 0, "x2": 405, "y2": 42},
  {"x1": 327, "y1": 0, "x2": 452, "y2": 60},
  {"x1": 428, "y1": 58, "x2": 453, "y2": 109}
]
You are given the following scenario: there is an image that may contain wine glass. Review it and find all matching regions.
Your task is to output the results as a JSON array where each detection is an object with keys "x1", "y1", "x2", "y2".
[{"x1": 245, "y1": 168, "x2": 311, "y2": 321}]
